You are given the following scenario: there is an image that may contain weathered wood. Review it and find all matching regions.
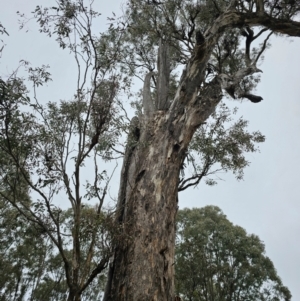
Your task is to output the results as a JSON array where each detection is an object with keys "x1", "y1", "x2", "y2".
[
  {"x1": 107, "y1": 112, "x2": 183, "y2": 301},
  {"x1": 156, "y1": 39, "x2": 170, "y2": 110},
  {"x1": 106, "y1": 27, "x2": 223, "y2": 301},
  {"x1": 143, "y1": 72, "x2": 155, "y2": 115},
  {"x1": 103, "y1": 115, "x2": 141, "y2": 301},
  {"x1": 105, "y1": 77, "x2": 224, "y2": 301}
]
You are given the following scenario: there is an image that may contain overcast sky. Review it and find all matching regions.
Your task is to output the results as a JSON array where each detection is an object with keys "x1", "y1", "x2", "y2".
[{"x1": 1, "y1": 0, "x2": 300, "y2": 300}]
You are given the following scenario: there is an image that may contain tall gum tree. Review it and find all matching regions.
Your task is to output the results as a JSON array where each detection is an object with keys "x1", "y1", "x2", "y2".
[
  {"x1": 1, "y1": 0, "x2": 300, "y2": 300},
  {"x1": 102, "y1": 0, "x2": 300, "y2": 300}
]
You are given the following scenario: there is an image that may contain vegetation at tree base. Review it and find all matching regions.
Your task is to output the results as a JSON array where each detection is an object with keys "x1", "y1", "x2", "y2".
[
  {"x1": 175, "y1": 207, "x2": 291, "y2": 301},
  {"x1": 0, "y1": 0, "x2": 300, "y2": 299}
]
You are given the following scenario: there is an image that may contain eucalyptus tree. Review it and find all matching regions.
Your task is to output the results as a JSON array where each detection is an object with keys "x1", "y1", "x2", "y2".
[
  {"x1": 102, "y1": 0, "x2": 300, "y2": 300},
  {"x1": 0, "y1": 2, "x2": 125, "y2": 300},
  {"x1": 175, "y1": 207, "x2": 291, "y2": 301},
  {"x1": 0, "y1": 200, "x2": 108, "y2": 301},
  {"x1": 0, "y1": 0, "x2": 299, "y2": 300}
]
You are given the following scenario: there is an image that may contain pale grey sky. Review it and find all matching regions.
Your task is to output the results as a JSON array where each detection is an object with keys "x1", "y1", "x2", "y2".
[{"x1": 1, "y1": 0, "x2": 300, "y2": 299}]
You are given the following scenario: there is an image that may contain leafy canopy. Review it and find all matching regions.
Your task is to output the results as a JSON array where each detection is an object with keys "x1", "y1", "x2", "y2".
[{"x1": 176, "y1": 207, "x2": 291, "y2": 301}]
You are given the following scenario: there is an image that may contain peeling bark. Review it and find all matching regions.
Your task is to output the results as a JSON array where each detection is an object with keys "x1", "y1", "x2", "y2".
[
  {"x1": 156, "y1": 39, "x2": 170, "y2": 110},
  {"x1": 116, "y1": 116, "x2": 141, "y2": 224},
  {"x1": 107, "y1": 114, "x2": 182, "y2": 301},
  {"x1": 105, "y1": 61, "x2": 223, "y2": 301},
  {"x1": 143, "y1": 72, "x2": 155, "y2": 116}
]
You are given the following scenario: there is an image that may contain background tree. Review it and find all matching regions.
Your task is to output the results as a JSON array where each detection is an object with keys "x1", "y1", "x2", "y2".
[
  {"x1": 0, "y1": 202, "x2": 109, "y2": 301},
  {"x1": 0, "y1": 2, "x2": 125, "y2": 300},
  {"x1": 176, "y1": 206, "x2": 291, "y2": 301}
]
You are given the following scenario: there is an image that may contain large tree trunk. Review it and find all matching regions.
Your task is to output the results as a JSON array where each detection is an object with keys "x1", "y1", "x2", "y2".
[
  {"x1": 108, "y1": 112, "x2": 185, "y2": 301},
  {"x1": 104, "y1": 95, "x2": 221, "y2": 301},
  {"x1": 103, "y1": 36, "x2": 222, "y2": 301}
]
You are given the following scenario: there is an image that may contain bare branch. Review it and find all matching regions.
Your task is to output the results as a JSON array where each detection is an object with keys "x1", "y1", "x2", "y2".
[{"x1": 254, "y1": 31, "x2": 273, "y2": 64}]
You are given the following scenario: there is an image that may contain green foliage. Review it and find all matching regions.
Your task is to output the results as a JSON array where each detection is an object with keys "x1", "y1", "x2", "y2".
[
  {"x1": 0, "y1": 15, "x2": 124, "y2": 296},
  {"x1": 0, "y1": 199, "x2": 52, "y2": 301},
  {"x1": 179, "y1": 103, "x2": 265, "y2": 189},
  {"x1": 2, "y1": 0, "x2": 298, "y2": 299},
  {"x1": 119, "y1": 0, "x2": 263, "y2": 88},
  {"x1": 176, "y1": 207, "x2": 292, "y2": 301},
  {"x1": 0, "y1": 200, "x2": 109, "y2": 301}
]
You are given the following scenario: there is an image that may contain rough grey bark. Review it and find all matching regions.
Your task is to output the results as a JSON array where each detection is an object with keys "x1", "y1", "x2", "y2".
[
  {"x1": 143, "y1": 72, "x2": 155, "y2": 115},
  {"x1": 105, "y1": 101, "x2": 222, "y2": 301},
  {"x1": 107, "y1": 114, "x2": 182, "y2": 300},
  {"x1": 156, "y1": 39, "x2": 170, "y2": 110},
  {"x1": 103, "y1": 115, "x2": 141, "y2": 301},
  {"x1": 104, "y1": 43, "x2": 223, "y2": 301}
]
